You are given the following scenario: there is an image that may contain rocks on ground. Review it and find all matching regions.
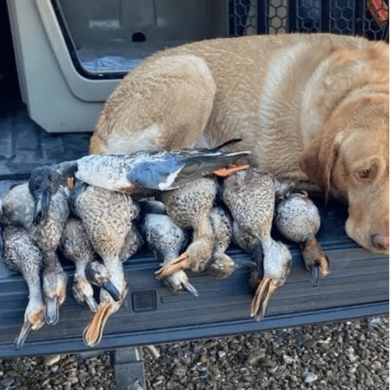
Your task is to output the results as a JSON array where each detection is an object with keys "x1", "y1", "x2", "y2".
[{"x1": 0, "y1": 317, "x2": 387, "y2": 390}]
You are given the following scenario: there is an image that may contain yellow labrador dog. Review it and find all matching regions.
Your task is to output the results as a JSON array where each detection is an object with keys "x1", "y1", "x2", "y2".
[{"x1": 90, "y1": 33, "x2": 389, "y2": 254}]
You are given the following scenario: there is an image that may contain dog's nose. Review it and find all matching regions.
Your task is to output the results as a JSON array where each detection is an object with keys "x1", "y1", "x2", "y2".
[{"x1": 371, "y1": 231, "x2": 389, "y2": 251}]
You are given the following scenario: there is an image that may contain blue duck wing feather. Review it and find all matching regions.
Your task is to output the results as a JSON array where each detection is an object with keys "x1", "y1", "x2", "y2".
[{"x1": 127, "y1": 155, "x2": 185, "y2": 190}]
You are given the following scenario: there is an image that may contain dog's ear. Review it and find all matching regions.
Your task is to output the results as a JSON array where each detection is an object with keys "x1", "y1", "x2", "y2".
[{"x1": 299, "y1": 130, "x2": 345, "y2": 195}]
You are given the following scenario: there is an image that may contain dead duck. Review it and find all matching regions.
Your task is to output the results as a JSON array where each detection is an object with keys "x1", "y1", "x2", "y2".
[
  {"x1": 208, "y1": 207, "x2": 235, "y2": 279},
  {"x1": 28, "y1": 139, "x2": 251, "y2": 224},
  {"x1": 60, "y1": 218, "x2": 97, "y2": 312},
  {"x1": 3, "y1": 225, "x2": 45, "y2": 349},
  {"x1": 222, "y1": 169, "x2": 292, "y2": 321},
  {"x1": 155, "y1": 177, "x2": 217, "y2": 280},
  {"x1": 140, "y1": 212, "x2": 198, "y2": 296},
  {"x1": 274, "y1": 189, "x2": 329, "y2": 287},
  {"x1": 1, "y1": 183, "x2": 69, "y2": 325},
  {"x1": 83, "y1": 224, "x2": 143, "y2": 347},
  {"x1": 60, "y1": 217, "x2": 121, "y2": 305},
  {"x1": 70, "y1": 183, "x2": 139, "y2": 347}
]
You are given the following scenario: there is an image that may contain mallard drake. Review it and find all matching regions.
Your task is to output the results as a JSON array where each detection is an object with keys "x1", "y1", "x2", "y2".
[
  {"x1": 208, "y1": 206, "x2": 235, "y2": 278},
  {"x1": 274, "y1": 189, "x2": 329, "y2": 287},
  {"x1": 222, "y1": 169, "x2": 292, "y2": 321},
  {"x1": 28, "y1": 140, "x2": 251, "y2": 224},
  {"x1": 70, "y1": 183, "x2": 140, "y2": 346},
  {"x1": 140, "y1": 212, "x2": 197, "y2": 296},
  {"x1": 155, "y1": 177, "x2": 217, "y2": 279},
  {"x1": 3, "y1": 225, "x2": 45, "y2": 349},
  {"x1": 1, "y1": 183, "x2": 69, "y2": 325}
]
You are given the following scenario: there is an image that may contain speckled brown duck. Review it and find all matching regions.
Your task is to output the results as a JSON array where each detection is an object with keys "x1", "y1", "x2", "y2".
[
  {"x1": 155, "y1": 177, "x2": 217, "y2": 280},
  {"x1": 274, "y1": 189, "x2": 329, "y2": 287},
  {"x1": 61, "y1": 218, "x2": 121, "y2": 312},
  {"x1": 3, "y1": 225, "x2": 45, "y2": 349},
  {"x1": 1, "y1": 183, "x2": 69, "y2": 326},
  {"x1": 140, "y1": 212, "x2": 198, "y2": 296},
  {"x1": 222, "y1": 169, "x2": 292, "y2": 321},
  {"x1": 70, "y1": 182, "x2": 140, "y2": 347},
  {"x1": 208, "y1": 206, "x2": 235, "y2": 279}
]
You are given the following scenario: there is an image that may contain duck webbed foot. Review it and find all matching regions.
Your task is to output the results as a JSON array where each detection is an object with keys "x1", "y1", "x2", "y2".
[
  {"x1": 301, "y1": 236, "x2": 330, "y2": 287},
  {"x1": 155, "y1": 252, "x2": 189, "y2": 279},
  {"x1": 83, "y1": 287, "x2": 126, "y2": 347},
  {"x1": 83, "y1": 298, "x2": 116, "y2": 347},
  {"x1": 213, "y1": 163, "x2": 250, "y2": 178}
]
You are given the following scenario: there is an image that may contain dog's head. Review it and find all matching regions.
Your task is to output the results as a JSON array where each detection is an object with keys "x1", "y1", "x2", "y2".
[{"x1": 299, "y1": 43, "x2": 389, "y2": 253}]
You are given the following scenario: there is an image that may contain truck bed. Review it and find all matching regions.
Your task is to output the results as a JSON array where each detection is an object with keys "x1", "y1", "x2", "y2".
[{"x1": 0, "y1": 98, "x2": 388, "y2": 360}]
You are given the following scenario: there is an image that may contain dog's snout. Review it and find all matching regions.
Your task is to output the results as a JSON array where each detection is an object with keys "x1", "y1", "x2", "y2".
[{"x1": 371, "y1": 231, "x2": 389, "y2": 251}]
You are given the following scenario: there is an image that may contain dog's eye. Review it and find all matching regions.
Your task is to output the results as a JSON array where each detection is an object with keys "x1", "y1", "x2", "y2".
[{"x1": 357, "y1": 169, "x2": 371, "y2": 180}]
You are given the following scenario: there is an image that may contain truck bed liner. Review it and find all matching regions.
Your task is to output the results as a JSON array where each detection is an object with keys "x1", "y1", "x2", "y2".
[{"x1": 0, "y1": 100, "x2": 388, "y2": 360}]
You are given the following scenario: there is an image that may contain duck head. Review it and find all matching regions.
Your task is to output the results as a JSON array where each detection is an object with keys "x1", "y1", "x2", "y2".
[
  {"x1": 155, "y1": 237, "x2": 214, "y2": 278},
  {"x1": 250, "y1": 240, "x2": 292, "y2": 321},
  {"x1": 29, "y1": 167, "x2": 63, "y2": 225},
  {"x1": 14, "y1": 299, "x2": 45, "y2": 349},
  {"x1": 42, "y1": 268, "x2": 68, "y2": 325},
  {"x1": 85, "y1": 261, "x2": 121, "y2": 302},
  {"x1": 72, "y1": 276, "x2": 98, "y2": 312}
]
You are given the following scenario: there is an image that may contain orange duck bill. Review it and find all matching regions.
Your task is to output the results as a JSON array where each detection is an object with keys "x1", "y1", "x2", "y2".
[
  {"x1": 83, "y1": 300, "x2": 115, "y2": 347},
  {"x1": 155, "y1": 253, "x2": 190, "y2": 279},
  {"x1": 250, "y1": 277, "x2": 277, "y2": 321}
]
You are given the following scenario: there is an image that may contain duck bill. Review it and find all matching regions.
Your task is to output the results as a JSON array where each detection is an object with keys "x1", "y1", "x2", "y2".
[
  {"x1": 33, "y1": 190, "x2": 51, "y2": 225},
  {"x1": 155, "y1": 253, "x2": 189, "y2": 279},
  {"x1": 14, "y1": 320, "x2": 33, "y2": 349},
  {"x1": 45, "y1": 296, "x2": 59, "y2": 325},
  {"x1": 85, "y1": 295, "x2": 99, "y2": 313},
  {"x1": 181, "y1": 279, "x2": 199, "y2": 297},
  {"x1": 83, "y1": 302, "x2": 114, "y2": 347},
  {"x1": 250, "y1": 278, "x2": 276, "y2": 321},
  {"x1": 302, "y1": 238, "x2": 330, "y2": 287},
  {"x1": 102, "y1": 281, "x2": 121, "y2": 302},
  {"x1": 213, "y1": 163, "x2": 250, "y2": 177},
  {"x1": 310, "y1": 266, "x2": 319, "y2": 287}
]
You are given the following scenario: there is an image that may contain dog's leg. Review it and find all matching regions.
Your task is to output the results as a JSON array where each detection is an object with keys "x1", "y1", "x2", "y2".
[{"x1": 90, "y1": 54, "x2": 216, "y2": 155}]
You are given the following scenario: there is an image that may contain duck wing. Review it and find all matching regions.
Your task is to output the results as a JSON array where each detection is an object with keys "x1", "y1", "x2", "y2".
[{"x1": 127, "y1": 148, "x2": 251, "y2": 191}]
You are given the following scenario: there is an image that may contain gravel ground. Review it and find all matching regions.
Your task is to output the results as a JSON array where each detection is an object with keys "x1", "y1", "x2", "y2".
[{"x1": 0, "y1": 316, "x2": 387, "y2": 390}]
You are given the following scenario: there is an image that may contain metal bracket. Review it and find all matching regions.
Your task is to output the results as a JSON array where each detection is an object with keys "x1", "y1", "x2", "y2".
[{"x1": 110, "y1": 347, "x2": 146, "y2": 390}]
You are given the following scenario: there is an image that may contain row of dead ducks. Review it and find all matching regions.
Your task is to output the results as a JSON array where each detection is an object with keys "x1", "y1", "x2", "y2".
[{"x1": 0, "y1": 168, "x2": 329, "y2": 350}]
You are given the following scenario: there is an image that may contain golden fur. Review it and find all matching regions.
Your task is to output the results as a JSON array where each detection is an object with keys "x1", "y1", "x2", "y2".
[{"x1": 90, "y1": 33, "x2": 389, "y2": 254}]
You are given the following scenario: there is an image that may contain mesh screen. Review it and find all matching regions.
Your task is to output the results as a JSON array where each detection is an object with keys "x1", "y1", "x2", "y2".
[{"x1": 229, "y1": 0, "x2": 389, "y2": 40}]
